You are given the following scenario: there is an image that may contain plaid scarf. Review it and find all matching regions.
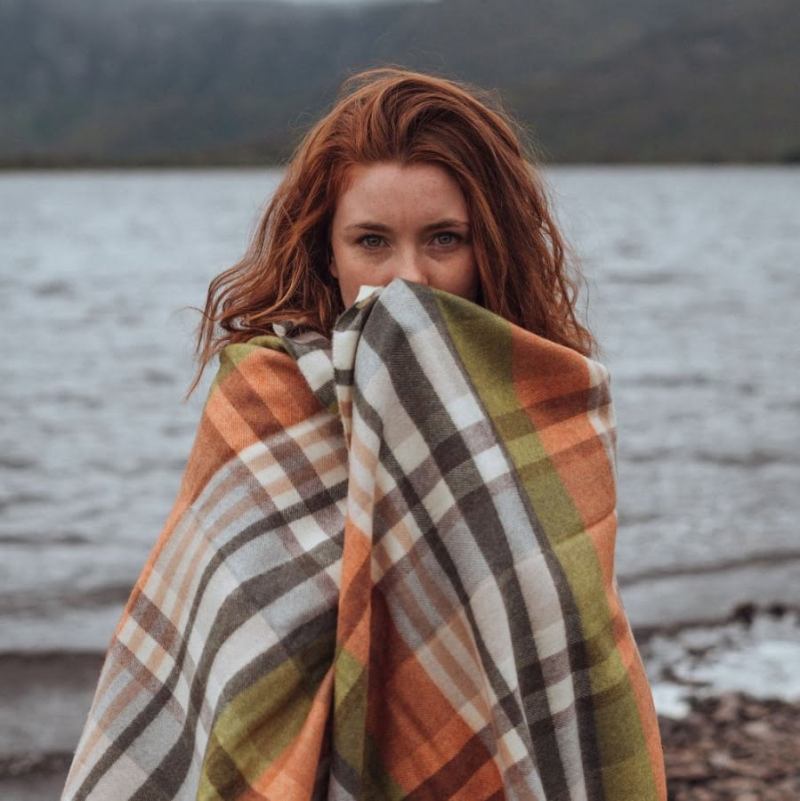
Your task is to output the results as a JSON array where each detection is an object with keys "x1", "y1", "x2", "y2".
[{"x1": 62, "y1": 277, "x2": 666, "y2": 800}]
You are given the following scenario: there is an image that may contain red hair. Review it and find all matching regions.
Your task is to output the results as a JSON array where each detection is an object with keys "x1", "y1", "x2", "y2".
[{"x1": 185, "y1": 65, "x2": 598, "y2": 399}]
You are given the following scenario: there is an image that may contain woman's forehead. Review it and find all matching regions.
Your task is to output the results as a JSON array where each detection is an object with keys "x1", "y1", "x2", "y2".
[{"x1": 333, "y1": 161, "x2": 468, "y2": 224}]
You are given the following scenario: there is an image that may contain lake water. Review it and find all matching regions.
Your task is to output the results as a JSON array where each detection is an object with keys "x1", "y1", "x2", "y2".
[{"x1": 1, "y1": 166, "x2": 799, "y2": 794}]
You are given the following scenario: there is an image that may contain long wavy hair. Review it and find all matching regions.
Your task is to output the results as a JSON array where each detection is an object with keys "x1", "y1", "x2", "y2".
[{"x1": 185, "y1": 65, "x2": 599, "y2": 399}]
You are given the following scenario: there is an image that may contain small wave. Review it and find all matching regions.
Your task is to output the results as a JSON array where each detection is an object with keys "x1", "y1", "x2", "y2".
[
  {"x1": 49, "y1": 390, "x2": 102, "y2": 409},
  {"x1": 0, "y1": 454, "x2": 38, "y2": 471},
  {"x1": 141, "y1": 367, "x2": 174, "y2": 386},
  {"x1": 621, "y1": 447, "x2": 673, "y2": 464},
  {"x1": 31, "y1": 279, "x2": 73, "y2": 298},
  {"x1": 633, "y1": 372, "x2": 715, "y2": 389},
  {"x1": 161, "y1": 421, "x2": 188, "y2": 437},
  {"x1": 774, "y1": 398, "x2": 800, "y2": 413},
  {"x1": 0, "y1": 583, "x2": 132, "y2": 616},
  {"x1": 0, "y1": 649, "x2": 104, "y2": 667},
  {"x1": 0, "y1": 491, "x2": 51, "y2": 512},
  {"x1": 85, "y1": 456, "x2": 184, "y2": 478},
  {"x1": 618, "y1": 511, "x2": 662, "y2": 526},
  {"x1": 693, "y1": 447, "x2": 793, "y2": 468},
  {"x1": 606, "y1": 270, "x2": 682, "y2": 285},
  {"x1": 0, "y1": 531, "x2": 89, "y2": 546},
  {"x1": 0, "y1": 750, "x2": 74, "y2": 781},
  {"x1": 612, "y1": 239, "x2": 645, "y2": 259},
  {"x1": 621, "y1": 549, "x2": 800, "y2": 586}
]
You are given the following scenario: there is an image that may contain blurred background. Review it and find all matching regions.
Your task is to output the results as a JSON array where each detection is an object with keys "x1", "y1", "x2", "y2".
[{"x1": 2, "y1": 0, "x2": 798, "y2": 799}]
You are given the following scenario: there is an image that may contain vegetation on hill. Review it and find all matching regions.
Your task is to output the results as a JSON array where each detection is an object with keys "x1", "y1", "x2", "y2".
[{"x1": 2, "y1": 0, "x2": 797, "y2": 166}]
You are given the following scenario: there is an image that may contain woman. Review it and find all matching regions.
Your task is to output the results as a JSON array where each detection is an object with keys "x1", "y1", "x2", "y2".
[{"x1": 62, "y1": 67, "x2": 667, "y2": 801}]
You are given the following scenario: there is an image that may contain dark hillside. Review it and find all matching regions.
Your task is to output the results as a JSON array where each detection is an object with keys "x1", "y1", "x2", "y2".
[{"x1": 1, "y1": 0, "x2": 796, "y2": 165}]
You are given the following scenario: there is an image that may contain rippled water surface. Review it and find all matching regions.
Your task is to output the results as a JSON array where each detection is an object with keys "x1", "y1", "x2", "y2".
[{"x1": 2, "y1": 166, "x2": 798, "y2": 654}]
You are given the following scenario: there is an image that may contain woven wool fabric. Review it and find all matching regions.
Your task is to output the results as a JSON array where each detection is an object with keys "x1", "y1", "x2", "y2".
[{"x1": 61, "y1": 277, "x2": 666, "y2": 801}]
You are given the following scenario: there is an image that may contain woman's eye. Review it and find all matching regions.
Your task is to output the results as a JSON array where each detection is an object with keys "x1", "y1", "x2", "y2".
[
  {"x1": 359, "y1": 234, "x2": 384, "y2": 249},
  {"x1": 434, "y1": 232, "x2": 462, "y2": 247}
]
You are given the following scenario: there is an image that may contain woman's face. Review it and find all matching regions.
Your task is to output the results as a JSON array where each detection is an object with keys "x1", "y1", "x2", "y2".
[{"x1": 328, "y1": 161, "x2": 480, "y2": 309}]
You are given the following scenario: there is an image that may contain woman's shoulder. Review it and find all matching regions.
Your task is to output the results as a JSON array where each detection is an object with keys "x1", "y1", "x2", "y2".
[{"x1": 205, "y1": 334, "x2": 292, "y2": 400}]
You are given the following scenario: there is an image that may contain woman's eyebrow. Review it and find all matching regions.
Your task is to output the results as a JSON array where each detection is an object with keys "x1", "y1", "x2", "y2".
[{"x1": 345, "y1": 218, "x2": 469, "y2": 232}]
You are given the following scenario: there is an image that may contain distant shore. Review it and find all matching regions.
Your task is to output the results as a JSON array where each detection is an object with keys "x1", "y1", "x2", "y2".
[{"x1": 2, "y1": 156, "x2": 799, "y2": 172}]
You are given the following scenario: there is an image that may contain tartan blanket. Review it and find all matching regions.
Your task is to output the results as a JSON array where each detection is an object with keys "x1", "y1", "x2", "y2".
[{"x1": 62, "y1": 277, "x2": 666, "y2": 801}]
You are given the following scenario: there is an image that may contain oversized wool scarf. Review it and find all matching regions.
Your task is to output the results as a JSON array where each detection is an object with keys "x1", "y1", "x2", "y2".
[{"x1": 61, "y1": 277, "x2": 666, "y2": 801}]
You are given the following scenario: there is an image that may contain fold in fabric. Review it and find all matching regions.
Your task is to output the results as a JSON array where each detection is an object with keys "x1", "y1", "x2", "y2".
[{"x1": 61, "y1": 277, "x2": 667, "y2": 800}]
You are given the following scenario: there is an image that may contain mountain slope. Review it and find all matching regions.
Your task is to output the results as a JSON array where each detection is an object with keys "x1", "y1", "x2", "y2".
[{"x1": 1, "y1": 0, "x2": 797, "y2": 165}]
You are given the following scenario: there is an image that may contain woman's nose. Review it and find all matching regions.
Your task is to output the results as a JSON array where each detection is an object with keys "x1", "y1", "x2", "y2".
[{"x1": 393, "y1": 250, "x2": 429, "y2": 285}]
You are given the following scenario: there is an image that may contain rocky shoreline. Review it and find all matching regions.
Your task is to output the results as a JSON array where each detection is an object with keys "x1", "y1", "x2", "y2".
[
  {"x1": 661, "y1": 692, "x2": 800, "y2": 800},
  {"x1": 646, "y1": 604, "x2": 800, "y2": 800}
]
